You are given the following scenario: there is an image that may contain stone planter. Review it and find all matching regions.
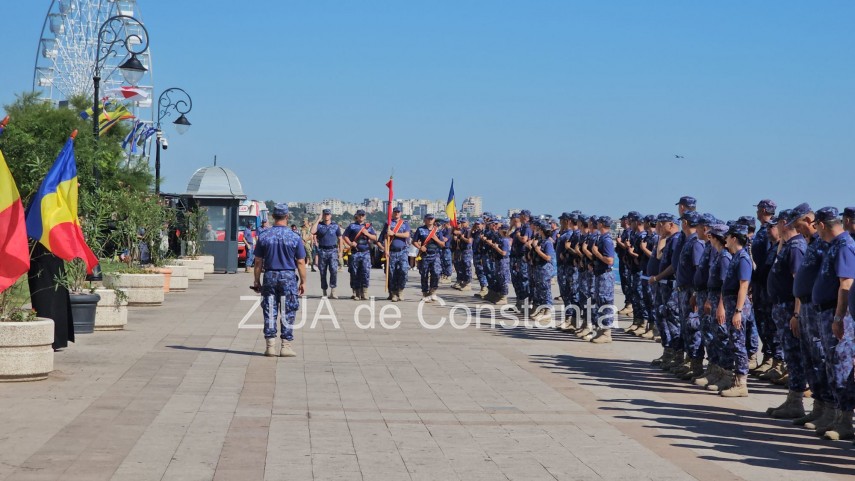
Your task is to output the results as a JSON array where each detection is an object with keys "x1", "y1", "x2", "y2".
[
  {"x1": 164, "y1": 264, "x2": 188, "y2": 292},
  {"x1": 94, "y1": 288, "x2": 128, "y2": 331},
  {"x1": 174, "y1": 258, "x2": 205, "y2": 281},
  {"x1": 0, "y1": 318, "x2": 54, "y2": 382},
  {"x1": 69, "y1": 293, "x2": 101, "y2": 334},
  {"x1": 103, "y1": 273, "x2": 165, "y2": 306},
  {"x1": 146, "y1": 267, "x2": 173, "y2": 293},
  {"x1": 199, "y1": 255, "x2": 215, "y2": 274}
]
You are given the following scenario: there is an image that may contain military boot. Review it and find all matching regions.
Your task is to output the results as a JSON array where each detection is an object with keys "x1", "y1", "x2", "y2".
[
  {"x1": 576, "y1": 324, "x2": 592, "y2": 339},
  {"x1": 747, "y1": 353, "x2": 760, "y2": 371},
  {"x1": 640, "y1": 324, "x2": 655, "y2": 339},
  {"x1": 751, "y1": 354, "x2": 774, "y2": 375},
  {"x1": 361, "y1": 288, "x2": 370, "y2": 301},
  {"x1": 618, "y1": 303, "x2": 633, "y2": 316},
  {"x1": 458, "y1": 283, "x2": 471, "y2": 291},
  {"x1": 652, "y1": 325, "x2": 661, "y2": 342},
  {"x1": 768, "y1": 391, "x2": 805, "y2": 419},
  {"x1": 759, "y1": 359, "x2": 784, "y2": 382},
  {"x1": 624, "y1": 319, "x2": 642, "y2": 333},
  {"x1": 708, "y1": 370, "x2": 734, "y2": 391},
  {"x1": 794, "y1": 400, "x2": 826, "y2": 426},
  {"x1": 590, "y1": 329, "x2": 613, "y2": 344},
  {"x1": 681, "y1": 358, "x2": 705, "y2": 381},
  {"x1": 495, "y1": 295, "x2": 508, "y2": 306},
  {"x1": 429, "y1": 289, "x2": 439, "y2": 302},
  {"x1": 815, "y1": 410, "x2": 842, "y2": 437},
  {"x1": 264, "y1": 338, "x2": 277, "y2": 357},
  {"x1": 475, "y1": 286, "x2": 488, "y2": 298},
  {"x1": 651, "y1": 348, "x2": 671, "y2": 367},
  {"x1": 824, "y1": 410, "x2": 855, "y2": 441},
  {"x1": 663, "y1": 350, "x2": 684, "y2": 371},
  {"x1": 720, "y1": 374, "x2": 749, "y2": 397},
  {"x1": 694, "y1": 364, "x2": 719, "y2": 387},
  {"x1": 805, "y1": 404, "x2": 837, "y2": 434},
  {"x1": 279, "y1": 341, "x2": 297, "y2": 357},
  {"x1": 672, "y1": 356, "x2": 693, "y2": 376},
  {"x1": 322, "y1": 289, "x2": 328, "y2": 298},
  {"x1": 329, "y1": 288, "x2": 338, "y2": 300}
]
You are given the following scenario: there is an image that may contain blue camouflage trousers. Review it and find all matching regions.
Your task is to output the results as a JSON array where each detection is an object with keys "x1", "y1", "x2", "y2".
[
  {"x1": 680, "y1": 289, "x2": 704, "y2": 360},
  {"x1": 473, "y1": 254, "x2": 488, "y2": 288},
  {"x1": 703, "y1": 291, "x2": 730, "y2": 365},
  {"x1": 594, "y1": 270, "x2": 616, "y2": 329},
  {"x1": 453, "y1": 250, "x2": 473, "y2": 285},
  {"x1": 348, "y1": 251, "x2": 371, "y2": 289},
  {"x1": 631, "y1": 270, "x2": 648, "y2": 322},
  {"x1": 418, "y1": 255, "x2": 441, "y2": 293},
  {"x1": 619, "y1": 258, "x2": 631, "y2": 298},
  {"x1": 531, "y1": 262, "x2": 555, "y2": 308},
  {"x1": 656, "y1": 283, "x2": 674, "y2": 348},
  {"x1": 723, "y1": 295, "x2": 753, "y2": 375},
  {"x1": 510, "y1": 257, "x2": 530, "y2": 301},
  {"x1": 817, "y1": 309, "x2": 855, "y2": 411},
  {"x1": 262, "y1": 270, "x2": 300, "y2": 340},
  {"x1": 557, "y1": 264, "x2": 575, "y2": 319},
  {"x1": 664, "y1": 286, "x2": 683, "y2": 350},
  {"x1": 772, "y1": 301, "x2": 807, "y2": 393},
  {"x1": 642, "y1": 280, "x2": 655, "y2": 323},
  {"x1": 440, "y1": 248, "x2": 453, "y2": 277},
  {"x1": 799, "y1": 303, "x2": 834, "y2": 404},
  {"x1": 317, "y1": 248, "x2": 339, "y2": 290},
  {"x1": 753, "y1": 289, "x2": 778, "y2": 359},
  {"x1": 578, "y1": 270, "x2": 593, "y2": 322},
  {"x1": 491, "y1": 257, "x2": 510, "y2": 296},
  {"x1": 388, "y1": 250, "x2": 409, "y2": 292}
]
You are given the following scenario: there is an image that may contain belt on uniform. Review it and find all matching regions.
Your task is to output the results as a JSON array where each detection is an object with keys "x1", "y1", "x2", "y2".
[
  {"x1": 817, "y1": 300, "x2": 837, "y2": 312},
  {"x1": 593, "y1": 269, "x2": 610, "y2": 276},
  {"x1": 675, "y1": 286, "x2": 693, "y2": 293},
  {"x1": 264, "y1": 269, "x2": 294, "y2": 272},
  {"x1": 722, "y1": 289, "x2": 738, "y2": 296},
  {"x1": 319, "y1": 245, "x2": 337, "y2": 249},
  {"x1": 658, "y1": 279, "x2": 675, "y2": 287},
  {"x1": 390, "y1": 247, "x2": 406, "y2": 252},
  {"x1": 798, "y1": 295, "x2": 812, "y2": 305}
]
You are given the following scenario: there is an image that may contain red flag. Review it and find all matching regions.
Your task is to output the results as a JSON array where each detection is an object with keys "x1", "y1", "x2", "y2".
[
  {"x1": 0, "y1": 146, "x2": 31, "y2": 292},
  {"x1": 385, "y1": 176, "x2": 394, "y2": 225}
]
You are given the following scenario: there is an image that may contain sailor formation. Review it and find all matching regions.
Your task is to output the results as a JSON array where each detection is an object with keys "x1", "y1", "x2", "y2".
[{"x1": 310, "y1": 199, "x2": 855, "y2": 441}]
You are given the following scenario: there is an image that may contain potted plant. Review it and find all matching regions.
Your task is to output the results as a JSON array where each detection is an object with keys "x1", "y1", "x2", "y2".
[
  {"x1": 0, "y1": 280, "x2": 54, "y2": 382},
  {"x1": 55, "y1": 258, "x2": 100, "y2": 334},
  {"x1": 174, "y1": 208, "x2": 208, "y2": 281}
]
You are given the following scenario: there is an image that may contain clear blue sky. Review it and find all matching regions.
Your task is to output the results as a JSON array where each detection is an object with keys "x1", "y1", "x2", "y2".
[{"x1": 1, "y1": 1, "x2": 853, "y2": 221}]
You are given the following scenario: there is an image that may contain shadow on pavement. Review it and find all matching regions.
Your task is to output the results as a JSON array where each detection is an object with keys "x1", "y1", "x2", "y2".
[{"x1": 165, "y1": 345, "x2": 263, "y2": 357}]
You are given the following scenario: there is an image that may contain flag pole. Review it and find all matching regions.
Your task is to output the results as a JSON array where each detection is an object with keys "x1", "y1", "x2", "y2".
[{"x1": 385, "y1": 172, "x2": 393, "y2": 293}]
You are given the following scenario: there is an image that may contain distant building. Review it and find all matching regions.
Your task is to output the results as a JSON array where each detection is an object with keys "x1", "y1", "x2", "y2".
[
  {"x1": 507, "y1": 208, "x2": 521, "y2": 217},
  {"x1": 460, "y1": 196, "x2": 482, "y2": 217}
]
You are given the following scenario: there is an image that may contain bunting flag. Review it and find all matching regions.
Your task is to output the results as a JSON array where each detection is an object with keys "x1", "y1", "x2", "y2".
[
  {"x1": 80, "y1": 101, "x2": 135, "y2": 135},
  {"x1": 445, "y1": 179, "x2": 458, "y2": 228},
  {"x1": 105, "y1": 86, "x2": 150, "y2": 103},
  {"x1": 0, "y1": 120, "x2": 31, "y2": 291},
  {"x1": 385, "y1": 176, "x2": 394, "y2": 226},
  {"x1": 25, "y1": 132, "x2": 98, "y2": 273}
]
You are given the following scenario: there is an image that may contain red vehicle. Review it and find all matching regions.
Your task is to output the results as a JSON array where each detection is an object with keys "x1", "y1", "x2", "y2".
[{"x1": 238, "y1": 200, "x2": 269, "y2": 265}]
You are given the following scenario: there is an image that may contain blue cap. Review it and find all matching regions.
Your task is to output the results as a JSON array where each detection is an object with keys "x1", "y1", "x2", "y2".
[
  {"x1": 676, "y1": 196, "x2": 697, "y2": 208},
  {"x1": 273, "y1": 203, "x2": 289, "y2": 216},
  {"x1": 680, "y1": 211, "x2": 701, "y2": 227},
  {"x1": 474, "y1": 218, "x2": 483, "y2": 224},
  {"x1": 559, "y1": 212, "x2": 570, "y2": 220},
  {"x1": 392, "y1": 206, "x2": 401, "y2": 212},
  {"x1": 728, "y1": 224, "x2": 749, "y2": 236},
  {"x1": 627, "y1": 211, "x2": 641, "y2": 221},
  {"x1": 697, "y1": 213, "x2": 717, "y2": 226},
  {"x1": 657, "y1": 212, "x2": 676, "y2": 223},
  {"x1": 424, "y1": 213, "x2": 435, "y2": 219},
  {"x1": 774, "y1": 209, "x2": 791, "y2": 224},
  {"x1": 521, "y1": 209, "x2": 532, "y2": 217},
  {"x1": 815, "y1": 206, "x2": 840, "y2": 223},
  {"x1": 620, "y1": 214, "x2": 628, "y2": 221},
  {"x1": 844, "y1": 207, "x2": 855, "y2": 219},
  {"x1": 568, "y1": 213, "x2": 580, "y2": 222},
  {"x1": 598, "y1": 215, "x2": 612, "y2": 225},
  {"x1": 737, "y1": 215, "x2": 756, "y2": 227},
  {"x1": 500, "y1": 223, "x2": 509, "y2": 230},
  {"x1": 460, "y1": 217, "x2": 469, "y2": 223},
  {"x1": 755, "y1": 199, "x2": 777, "y2": 214},
  {"x1": 710, "y1": 223, "x2": 729, "y2": 238},
  {"x1": 643, "y1": 214, "x2": 657, "y2": 224},
  {"x1": 355, "y1": 209, "x2": 366, "y2": 216},
  {"x1": 786, "y1": 203, "x2": 812, "y2": 227},
  {"x1": 483, "y1": 211, "x2": 493, "y2": 219},
  {"x1": 322, "y1": 208, "x2": 331, "y2": 215},
  {"x1": 510, "y1": 213, "x2": 519, "y2": 219}
]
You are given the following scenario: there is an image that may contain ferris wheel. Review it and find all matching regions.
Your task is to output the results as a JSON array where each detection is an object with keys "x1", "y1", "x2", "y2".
[{"x1": 32, "y1": 0, "x2": 154, "y2": 126}]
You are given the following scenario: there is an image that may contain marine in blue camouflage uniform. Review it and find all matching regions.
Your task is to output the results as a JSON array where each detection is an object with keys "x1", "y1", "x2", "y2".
[
  {"x1": 412, "y1": 213, "x2": 447, "y2": 301},
  {"x1": 674, "y1": 210, "x2": 706, "y2": 379},
  {"x1": 750, "y1": 199, "x2": 779, "y2": 375},
  {"x1": 471, "y1": 218, "x2": 488, "y2": 296},
  {"x1": 450, "y1": 218, "x2": 473, "y2": 290},
  {"x1": 697, "y1": 224, "x2": 732, "y2": 389},
  {"x1": 717, "y1": 223, "x2": 754, "y2": 397},
  {"x1": 590, "y1": 216, "x2": 616, "y2": 343},
  {"x1": 379, "y1": 206, "x2": 410, "y2": 302},
  {"x1": 312, "y1": 208, "x2": 342, "y2": 298},
  {"x1": 616, "y1": 215, "x2": 633, "y2": 316},
  {"x1": 650, "y1": 213, "x2": 681, "y2": 368},
  {"x1": 439, "y1": 220, "x2": 454, "y2": 281},
  {"x1": 556, "y1": 213, "x2": 575, "y2": 326},
  {"x1": 511, "y1": 210, "x2": 533, "y2": 310},
  {"x1": 343, "y1": 209, "x2": 377, "y2": 300},
  {"x1": 639, "y1": 215, "x2": 661, "y2": 341},
  {"x1": 625, "y1": 212, "x2": 648, "y2": 332},
  {"x1": 530, "y1": 220, "x2": 556, "y2": 321},
  {"x1": 252, "y1": 204, "x2": 308, "y2": 357},
  {"x1": 686, "y1": 213, "x2": 715, "y2": 383}
]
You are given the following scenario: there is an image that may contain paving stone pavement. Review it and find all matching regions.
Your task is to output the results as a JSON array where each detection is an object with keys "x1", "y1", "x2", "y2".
[{"x1": 1, "y1": 269, "x2": 854, "y2": 481}]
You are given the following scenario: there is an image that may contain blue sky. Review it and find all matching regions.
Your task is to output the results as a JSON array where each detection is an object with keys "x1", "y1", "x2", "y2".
[{"x1": 1, "y1": 1, "x2": 853, "y2": 221}]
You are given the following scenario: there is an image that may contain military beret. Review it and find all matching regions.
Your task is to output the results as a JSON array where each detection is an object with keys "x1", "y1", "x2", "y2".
[
  {"x1": 728, "y1": 224, "x2": 749, "y2": 236},
  {"x1": 681, "y1": 211, "x2": 701, "y2": 227},
  {"x1": 676, "y1": 196, "x2": 697, "y2": 208},
  {"x1": 755, "y1": 199, "x2": 777, "y2": 213},
  {"x1": 273, "y1": 203, "x2": 289, "y2": 216},
  {"x1": 814, "y1": 206, "x2": 840, "y2": 224},
  {"x1": 657, "y1": 213, "x2": 676, "y2": 223}
]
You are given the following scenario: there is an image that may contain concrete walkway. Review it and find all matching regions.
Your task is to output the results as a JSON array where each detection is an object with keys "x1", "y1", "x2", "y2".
[{"x1": 1, "y1": 269, "x2": 853, "y2": 480}]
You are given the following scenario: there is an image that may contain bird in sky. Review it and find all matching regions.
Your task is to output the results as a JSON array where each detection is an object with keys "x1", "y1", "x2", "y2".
[{"x1": 674, "y1": 154, "x2": 685, "y2": 159}]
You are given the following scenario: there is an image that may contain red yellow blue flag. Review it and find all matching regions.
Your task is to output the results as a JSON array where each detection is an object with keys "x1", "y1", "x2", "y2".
[
  {"x1": 445, "y1": 179, "x2": 457, "y2": 228},
  {"x1": 25, "y1": 131, "x2": 98, "y2": 273},
  {"x1": 0, "y1": 117, "x2": 31, "y2": 291}
]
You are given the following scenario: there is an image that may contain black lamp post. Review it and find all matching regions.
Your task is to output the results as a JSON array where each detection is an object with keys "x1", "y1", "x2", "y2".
[
  {"x1": 155, "y1": 88, "x2": 193, "y2": 194},
  {"x1": 93, "y1": 15, "x2": 149, "y2": 182}
]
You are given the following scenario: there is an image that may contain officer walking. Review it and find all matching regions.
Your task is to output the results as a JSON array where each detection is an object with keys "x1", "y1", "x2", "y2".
[
  {"x1": 252, "y1": 204, "x2": 307, "y2": 358},
  {"x1": 311, "y1": 208, "x2": 342, "y2": 299},
  {"x1": 451, "y1": 218, "x2": 474, "y2": 291},
  {"x1": 343, "y1": 209, "x2": 377, "y2": 300},
  {"x1": 379, "y1": 206, "x2": 410, "y2": 302}
]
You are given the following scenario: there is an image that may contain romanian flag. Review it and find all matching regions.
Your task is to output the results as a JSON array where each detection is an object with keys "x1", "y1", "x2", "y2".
[
  {"x1": 25, "y1": 132, "x2": 98, "y2": 274},
  {"x1": 445, "y1": 179, "x2": 457, "y2": 228},
  {"x1": 80, "y1": 101, "x2": 134, "y2": 135},
  {"x1": 0, "y1": 119, "x2": 31, "y2": 291}
]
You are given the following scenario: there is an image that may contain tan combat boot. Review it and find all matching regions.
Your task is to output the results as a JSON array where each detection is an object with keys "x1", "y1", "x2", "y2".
[
  {"x1": 805, "y1": 405, "x2": 837, "y2": 433},
  {"x1": 681, "y1": 358, "x2": 704, "y2": 381},
  {"x1": 694, "y1": 364, "x2": 719, "y2": 387},
  {"x1": 329, "y1": 288, "x2": 338, "y2": 300},
  {"x1": 279, "y1": 341, "x2": 297, "y2": 357},
  {"x1": 458, "y1": 283, "x2": 471, "y2": 291},
  {"x1": 576, "y1": 324, "x2": 592, "y2": 339},
  {"x1": 360, "y1": 288, "x2": 370, "y2": 301},
  {"x1": 708, "y1": 370, "x2": 734, "y2": 391},
  {"x1": 495, "y1": 295, "x2": 508, "y2": 306},
  {"x1": 475, "y1": 286, "x2": 488, "y2": 298},
  {"x1": 751, "y1": 354, "x2": 774, "y2": 375},
  {"x1": 823, "y1": 410, "x2": 855, "y2": 441},
  {"x1": 590, "y1": 329, "x2": 613, "y2": 344},
  {"x1": 794, "y1": 400, "x2": 825, "y2": 426},
  {"x1": 264, "y1": 338, "x2": 277, "y2": 357},
  {"x1": 640, "y1": 324, "x2": 655, "y2": 339},
  {"x1": 720, "y1": 374, "x2": 749, "y2": 397},
  {"x1": 624, "y1": 319, "x2": 642, "y2": 333},
  {"x1": 768, "y1": 391, "x2": 806, "y2": 419},
  {"x1": 759, "y1": 359, "x2": 784, "y2": 382}
]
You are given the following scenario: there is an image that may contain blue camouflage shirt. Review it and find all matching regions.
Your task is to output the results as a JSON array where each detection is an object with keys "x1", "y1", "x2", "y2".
[{"x1": 255, "y1": 225, "x2": 307, "y2": 270}]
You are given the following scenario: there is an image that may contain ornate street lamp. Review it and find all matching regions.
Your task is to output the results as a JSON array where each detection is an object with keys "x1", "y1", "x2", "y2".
[{"x1": 155, "y1": 88, "x2": 193, "y2": 194}]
